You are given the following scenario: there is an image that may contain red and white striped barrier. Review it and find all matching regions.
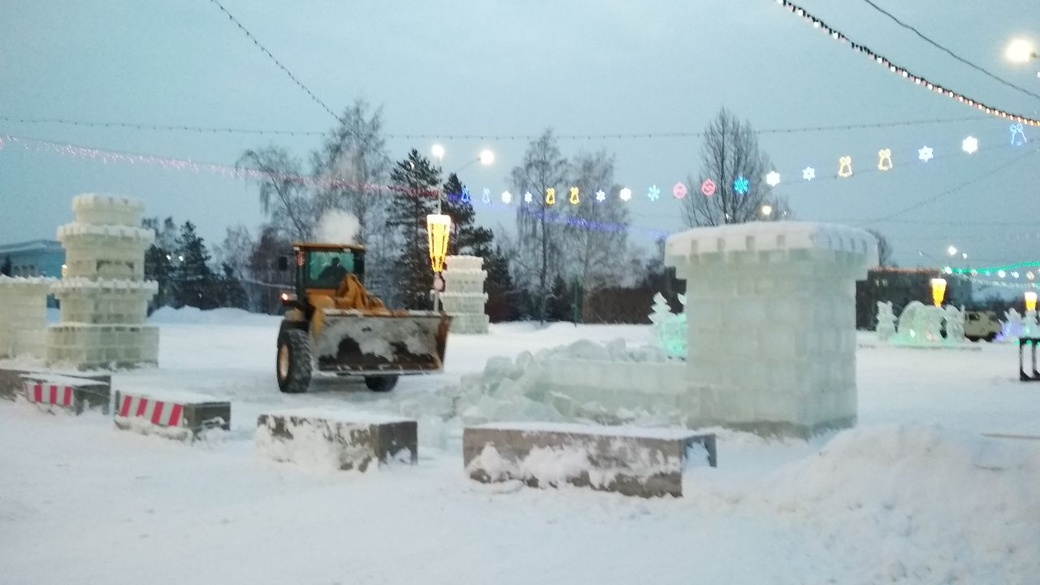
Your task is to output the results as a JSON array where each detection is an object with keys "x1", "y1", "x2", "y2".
[
  {"x1": 116, "y1": 394, "x2": 185, "y2": 428},
  {"x1": 24, "y1": 381, "x2": 75, "y2": 409},
  {"x1": 20, "y1": 375, "x2": 110, "y2": 414},
  {"x1": 113, "y1": 390, "x2": 232, "y2": 439}
]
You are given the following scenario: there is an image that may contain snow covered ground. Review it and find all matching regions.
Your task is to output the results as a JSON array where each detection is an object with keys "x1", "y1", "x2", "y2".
[{"x1": 2, "y1": 308, "x2": 1039, "y2": 584}]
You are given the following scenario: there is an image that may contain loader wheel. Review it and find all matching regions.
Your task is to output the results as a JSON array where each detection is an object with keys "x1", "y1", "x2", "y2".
[
  {"x1": 277, "y1": 329, "x2": 312, "y2": 394},
  {"x1": 364, "y1": 375, "x2": 399, "y2": 393}
]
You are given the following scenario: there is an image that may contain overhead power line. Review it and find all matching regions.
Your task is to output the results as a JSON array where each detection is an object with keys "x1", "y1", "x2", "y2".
[
  {"x1": 863, "y1": 145, "x2": 1039, "y2": 224},
  {"x1": 858, "y1": 0, "x2": 1040, "y2": 102},
  {"x1": 206, "y1": 0, "x2": 342, "y2": 123}
]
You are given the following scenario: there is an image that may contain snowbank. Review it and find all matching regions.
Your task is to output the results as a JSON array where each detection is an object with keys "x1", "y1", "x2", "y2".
[
  {"x1": 148, "y1": 306, "x2": 281, "y2": 327},
  {"x1": 752, "y1": 424, "x2": 1040, "y2": 582}
]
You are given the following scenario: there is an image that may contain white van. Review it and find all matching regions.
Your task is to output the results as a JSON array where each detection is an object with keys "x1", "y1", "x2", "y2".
[{"x1": 964, "y1": 311, "x2": 1002, "y2": 342}]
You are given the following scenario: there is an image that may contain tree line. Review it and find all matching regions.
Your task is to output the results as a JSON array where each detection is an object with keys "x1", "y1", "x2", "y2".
[{"x1": 142, "y1": 100, "x2": 792, "y2": 322}]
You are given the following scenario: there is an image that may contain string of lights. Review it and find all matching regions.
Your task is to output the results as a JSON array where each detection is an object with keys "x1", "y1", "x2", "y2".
[
  {"x1": 857, "y1": 0, "x2": 1040, "y2": 101},
  {"x1": 776, "y1": 0, "x2": 1040, "y2": 127},
  {"x1": 206, "y1": 0, "x2": 342, "y2": 123},
  {"x1": 0, "y1": 134, "x2": 439, "y2": 197},
  {"x1": 946, "y1": 273, "x2": 1040, "y2": 290},
  {"x1": 0, "y1": 114, "x2": 988, "y2": 140}
]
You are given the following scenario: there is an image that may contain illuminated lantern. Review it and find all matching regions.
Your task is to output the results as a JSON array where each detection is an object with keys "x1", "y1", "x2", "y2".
[
  {"x1": 426, "y1": 213, "x2": 452, "y2": 273},
  {"x1": 930, "y1": 278, "x2": 947, "y2": 308},
  {"x1": 1026, "y1": 291, "x2": 1037, "y2": 313}
]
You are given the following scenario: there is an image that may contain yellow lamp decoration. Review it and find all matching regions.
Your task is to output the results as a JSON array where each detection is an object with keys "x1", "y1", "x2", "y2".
[
  {"x1": 838, "y1": 156, "x2": 853, "y2": 178},
  {"x1": 569, "y1": 187, "x2": 580, "y2": 204},
  {"x1": 426, "y1": 213, "x2": 452, "y2": 273},
  {"x1": 545, "y1": 187, "x2": 556, "y2": 205},
  {"x1": 1026, "y1": 291, "x2": 1037, "y2": 312},
  {"x1": 930, "y1": 278, "x2": 947, "y2": 307}
]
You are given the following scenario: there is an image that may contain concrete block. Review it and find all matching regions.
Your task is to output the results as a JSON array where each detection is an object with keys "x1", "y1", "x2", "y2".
[
  {"x1": 20, "y1": 375, "x2": 110, "y2": 414},
  {"x1": 113, "y1": 390, "x2": 230, "y2": 440},
  {"x1": 256, "y1": 411, "x2": 418, "y2": 472},
  {"x1": 463, "y1": 422, "x2": 717, "y2": 498}
]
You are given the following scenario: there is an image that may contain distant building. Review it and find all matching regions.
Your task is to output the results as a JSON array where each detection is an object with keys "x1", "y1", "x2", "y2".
[
  {"x1": 0, "y1": 239, "x2": 65, "y2": 278},
  {"x1": 0, "y1": 240, "x2": 64, "y2": 308}
]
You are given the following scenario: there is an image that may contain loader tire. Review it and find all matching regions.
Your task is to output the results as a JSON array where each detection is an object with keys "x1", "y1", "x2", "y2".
[
  {"x1": 364, "y1": 375, "x2": 399, "y2": 393},
  {"x1": 277, "y1": 329, "x2": 312, "y2": 394}
]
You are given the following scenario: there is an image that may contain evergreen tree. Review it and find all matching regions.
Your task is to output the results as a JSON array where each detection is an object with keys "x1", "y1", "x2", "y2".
[
  {"x1": 442, "y1": 173, "x2": 493, "y2": 256},
  {"x1": 142, "y1": 217, "x2": 178, "y2": 308},
  {"x1": 479, "y1": 243, "x2": 519, "y2": 322},
  {"x1": 387, "y1": 149, "x2": 441, "y2": 309},
  {"x1": 217, "y1": 262, "x2": 249, "y2": 309},
  {"x1": 172, "y1": 221, "x2": 217, "y2": 309},
  {"x1": 0, "y1": 256, "x2": 11, "y2": 276}
]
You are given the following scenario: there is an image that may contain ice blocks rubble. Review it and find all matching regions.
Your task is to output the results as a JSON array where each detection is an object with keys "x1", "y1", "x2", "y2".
[
  {"x1": 47, "y1": 194, "x2": 159, "y2": 369},
  {"x1": 440, "y1": 255, "x2": 489, "y2": 334},
  {"x1": 665, "y1": 221, "x2": 877, "y2": 438}
]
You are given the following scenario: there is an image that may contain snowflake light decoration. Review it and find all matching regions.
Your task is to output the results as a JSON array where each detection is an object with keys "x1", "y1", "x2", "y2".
[
  {"x1": 765, "y1": 171, "x2": 781, "y2": 187},
  {"x1": 523, "y1": 191, "x2": 533, "y2": 203},
  {"x1": 918, "y1": 146, "x2": 933, "y2": 162},
  {"x1": 595, "y1": 189, "x2": 606, "y2": 202},
  {"x1": 501, "y1": 190, "x2": 512, "y2": 204},
  {"x1": 962, "y1": 136, "x2": 978, "y2": 154},
  {"x1": 619, "y1": 187, "x2": 632, "y2": 202},
  {"x1": 647, "y1": 185, "x2": 661, "y2": 201},
  {"x1": 733, "y1": 176, "x2": 750, "y2": 195},
  {"x1": 802, "y1": 167, "x2": 816, "y2": 181}
]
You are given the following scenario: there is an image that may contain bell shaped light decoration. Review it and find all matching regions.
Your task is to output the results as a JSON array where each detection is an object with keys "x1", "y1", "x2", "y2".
[
  {"x1": 426, "y1": 213, "x2": 452, "y2": 273},
  {"x1": 1025, "y1": 291, "x2": 1037, "y2": 313},
  {"x1": 930, "y1": 278, "x2": 947, "y2": 308}
]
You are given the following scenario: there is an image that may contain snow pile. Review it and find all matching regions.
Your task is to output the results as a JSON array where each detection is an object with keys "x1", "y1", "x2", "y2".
[
  {"x1": 757, "y1": 424, "x2": 1040, "y2": 582},
  {"x1": 147, "y1": 306, "x2": 280, "y2": 327}
]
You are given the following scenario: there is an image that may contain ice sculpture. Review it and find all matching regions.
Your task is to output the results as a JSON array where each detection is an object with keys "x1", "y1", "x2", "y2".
[
  {"x1": 0, "y1": 276, "x2": 55, "y2": 359},
  {"x1": 649, "y1": 292, "x2": 687, "y2": 359},
  {"x1": 875, "y1": 301, "x2": 896, "y2": 341},
  {"x1": 47, "y1": 194, "x2": 159, "y2": 369},
  {"x1": 440, "y1": 255, "x2": 489, "y2": 334},
  {"x1": 1002, "y1": 308, "x2": 1024, "y2": 340},
  {"x1": 943, "y1": 305, "x2": 966, "y2": 342},
  {"x1": 889, "y1": 300, "x2": 966, "y2": 345},
  {"x1": 665, "y1": 221, "x2": 877, "y2": 438}
]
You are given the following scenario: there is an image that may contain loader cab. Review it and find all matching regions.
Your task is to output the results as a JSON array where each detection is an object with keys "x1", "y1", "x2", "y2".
[{"x1": 290, "y1": 244, "x2": 366, "y2": 295}]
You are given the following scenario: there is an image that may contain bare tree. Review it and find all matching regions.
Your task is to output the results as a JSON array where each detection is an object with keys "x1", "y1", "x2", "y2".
[
  {"x1": 236, "y1": 147, "x2": 312, "y2": 241},
  {"x1": 681, "y1": 108, "x2": 790, "y2": 227},
  {"x1": 310, "y1": 99, "x2": 394, "y2": 297},
  {"x1": 563, "y1": 150, "x2": 630, "y2": 304},
  {"x1": 510, "y1": 129, "x2": 569, "y2": 322}
]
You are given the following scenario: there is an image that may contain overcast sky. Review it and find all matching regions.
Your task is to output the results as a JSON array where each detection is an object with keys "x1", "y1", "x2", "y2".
[{"x1": 1, "y1": 0, "x2": 1038, "y2": 272}]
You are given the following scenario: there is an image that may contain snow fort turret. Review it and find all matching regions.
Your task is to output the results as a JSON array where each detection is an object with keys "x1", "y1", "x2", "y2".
[
  {"x1": 665, "y1": 221, "x2": 877, "y2": 438},
  {"x1": 440, "y1": 255, "x2": 489, "y2": 334},
  {"x1": 47, "y1": 194, "x2": 159, "y2": 369}
]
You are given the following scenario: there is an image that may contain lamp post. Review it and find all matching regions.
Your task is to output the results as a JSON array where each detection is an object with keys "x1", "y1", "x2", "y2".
[
  {"x1": 930, "y1": 278, "x2": 947, "y2": 308},
  {"x1": 425, "y1": 145, "x2": 494, "y2": 311},
  {"x1": 1006, "y1": 38, "x2": 1039, "y2": 78}
]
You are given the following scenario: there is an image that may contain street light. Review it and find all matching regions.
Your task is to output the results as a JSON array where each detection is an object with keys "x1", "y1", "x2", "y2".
[
  {"x1": 947, "y1": 245, "x2": 958, "y2": 257},
  {"x1": 1006, "y1": 38, "x2": 1038, "y2": 63},
  {"x1": 760, "y1": 204, "x2": 773, "y2": 217}
]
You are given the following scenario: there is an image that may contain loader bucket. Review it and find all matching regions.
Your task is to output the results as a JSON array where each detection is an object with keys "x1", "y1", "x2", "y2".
[{"x1": 312, "y1": 310, "x2": 452, "y2": 375}]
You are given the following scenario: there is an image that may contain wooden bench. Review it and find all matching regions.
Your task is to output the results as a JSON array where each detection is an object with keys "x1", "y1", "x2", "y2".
[
  {"x1": 114, "y1": 390, "x2": 231, "y2": 440},
  {"x1": 256, "y1": 410, "x2": 418, "y2": 472},
  {"x1": 463, "y1": 422, "x2": 717, "y2": 498}
]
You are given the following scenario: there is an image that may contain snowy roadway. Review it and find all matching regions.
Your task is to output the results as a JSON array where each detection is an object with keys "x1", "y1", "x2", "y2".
[{"x1": 1, "y1": 309, "x2": 1038, "y2": 584}]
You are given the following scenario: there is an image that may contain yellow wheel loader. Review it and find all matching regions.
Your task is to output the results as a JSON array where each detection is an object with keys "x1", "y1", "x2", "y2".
[{"x1": 275, "y1": 243, "x2": 452, "y2": 393}]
